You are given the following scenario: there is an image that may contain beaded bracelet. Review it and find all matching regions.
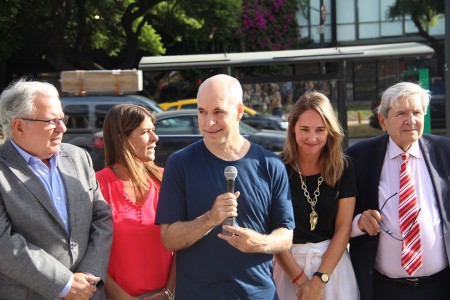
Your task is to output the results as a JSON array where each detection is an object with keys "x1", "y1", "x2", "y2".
[{"x1": 292, "y1": 270, "x2": 305, "y2": 284}]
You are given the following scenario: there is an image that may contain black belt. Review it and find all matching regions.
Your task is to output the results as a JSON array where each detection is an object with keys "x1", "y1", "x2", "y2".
[{"x1": 374, "y1": 267, "x2": 450, "y2": 288}]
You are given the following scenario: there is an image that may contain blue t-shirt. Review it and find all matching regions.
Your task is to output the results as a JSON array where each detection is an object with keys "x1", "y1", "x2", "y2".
[{"x1": 156, "y1": 140, "x2": 294, "y2": 300}]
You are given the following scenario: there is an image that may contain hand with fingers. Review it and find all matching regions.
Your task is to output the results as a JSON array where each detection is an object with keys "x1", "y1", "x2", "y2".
[
  {"x1": 207, "y1": 191, "x2": 240, "y2": 227},
  {"x1": 218, "y1": 225, "x2": 269, "y2": 253},
  {"x1": 63, "y1": 273, "x2": 98, "y2": 300},
  {"x1": 296, "y1": 278, "x2": 325, "y2": 300},
  {"x1": 357, "y1": 209, "x2": 382, "y2": 236}
]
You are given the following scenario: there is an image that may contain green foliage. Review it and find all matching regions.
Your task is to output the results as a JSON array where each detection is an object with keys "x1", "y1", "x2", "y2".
[
  {"x1": 0, "y1": 0, "x2": 308, "y2": 76},
  {"x1": 136, "y1": 23, "x2": 166, "y2": 56},
  {"x1": 153, "y1": 0, "x2": 243, "y2": 54},
  {"x1": 0, "y1": 1, "x2": 22, "y2": 58},
  {"x1": 386, "y1": 0, "x2": 444, "y2": 29}
]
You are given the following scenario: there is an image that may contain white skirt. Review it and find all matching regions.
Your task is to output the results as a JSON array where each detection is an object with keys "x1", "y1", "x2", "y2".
[{"x1": 273, "y1": 240, "x2": 359, "y2": 300}]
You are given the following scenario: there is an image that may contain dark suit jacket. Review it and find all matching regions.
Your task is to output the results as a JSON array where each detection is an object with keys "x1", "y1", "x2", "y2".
[
  {"x1": 346, "y1": 134, "x2": 450, "y2": 300},
  {"x1": 0, "y1": 140, "x2": 113, "y2": 300}
]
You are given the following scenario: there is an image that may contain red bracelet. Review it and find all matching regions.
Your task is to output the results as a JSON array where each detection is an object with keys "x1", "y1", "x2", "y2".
[{"x1": 292, "y1": 270, "x2": 305, "y2": 283}]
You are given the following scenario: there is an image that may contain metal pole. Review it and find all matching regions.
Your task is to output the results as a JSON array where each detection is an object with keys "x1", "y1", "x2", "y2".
[
  {"x1": 339, "y1": 60, "x2": 349, "y2": 148},
  {"x1": 320, "y1": 0, "x2": 325, "y2": 74},
  {"x1": 320, "y1": 0, "x2": 324, "y2": 47},
  {"x1": 445, "y1": 0, "x2": 450, "y2": 136}
]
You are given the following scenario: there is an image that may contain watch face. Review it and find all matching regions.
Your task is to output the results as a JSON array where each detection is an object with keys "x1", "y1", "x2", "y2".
[{"x1": 314, "y1": 272, "x2": 329, "y2": 283}]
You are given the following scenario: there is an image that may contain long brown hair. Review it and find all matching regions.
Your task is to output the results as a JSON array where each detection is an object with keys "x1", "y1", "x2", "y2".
[
  {"x1": 280, "y1": 91, "x2": 346, "y2": 187},
  {"x1": 103, "y1": 104, "x2": 162, "y2": 196}
]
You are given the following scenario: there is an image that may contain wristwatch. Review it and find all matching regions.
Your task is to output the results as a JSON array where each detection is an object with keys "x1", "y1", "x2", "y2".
[{"x1": 313, "y1": 272, "x2": 330, "y2": 283}]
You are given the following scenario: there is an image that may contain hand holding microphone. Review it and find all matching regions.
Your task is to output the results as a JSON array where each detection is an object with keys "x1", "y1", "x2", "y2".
[{"x1": 223, "y1": 166, "x2": 238, "y2": 236}]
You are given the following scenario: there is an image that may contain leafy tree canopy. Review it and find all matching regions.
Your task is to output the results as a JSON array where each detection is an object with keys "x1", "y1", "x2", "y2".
[
  {"x1": 386, "y1": 0, "x2": 444, "y2": 45},
  {"x1": 0, "y1": 0, "x2": 309, "y2": 93},
  {"x1": 0, "y1": 0, "x2": 243, "y2": 70}
]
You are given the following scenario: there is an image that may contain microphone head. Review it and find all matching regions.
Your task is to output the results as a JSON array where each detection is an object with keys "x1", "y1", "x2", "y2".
[{"x1": 224, "y1": 166, "x2": 238, "y2": 180}]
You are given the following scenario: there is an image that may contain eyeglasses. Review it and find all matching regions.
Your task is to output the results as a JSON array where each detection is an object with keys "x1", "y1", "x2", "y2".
[
  {"x1": 379, "y1": 192, "x2": 421, "y2": 241},
  {"x1": 21, "y1": 115, "x2": 69, "y2": 128}
]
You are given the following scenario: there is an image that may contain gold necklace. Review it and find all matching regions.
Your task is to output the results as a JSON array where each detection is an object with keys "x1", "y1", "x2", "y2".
[{"x1": 297, "y1": 167, "x2": 323, "y2": 231}]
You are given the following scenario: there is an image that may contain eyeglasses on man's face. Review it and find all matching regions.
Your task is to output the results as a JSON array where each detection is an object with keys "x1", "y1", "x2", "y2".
[
  {"x1": 379, "y1": 192, "x2": 421, "y2": 241},
  {"x1": 21, "y1": 115, "x2": 69, "y2": 128}
]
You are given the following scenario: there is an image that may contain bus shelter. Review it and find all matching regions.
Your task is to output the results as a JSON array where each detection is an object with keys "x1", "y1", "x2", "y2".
[{"x1": 139, "y1": 42, "x2": 434, "y2": 147}]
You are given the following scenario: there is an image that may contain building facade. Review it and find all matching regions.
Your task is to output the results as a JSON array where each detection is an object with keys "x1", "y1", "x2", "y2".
[{"x1": 296, "y1": 0, "x2": 445, "y2": 101}]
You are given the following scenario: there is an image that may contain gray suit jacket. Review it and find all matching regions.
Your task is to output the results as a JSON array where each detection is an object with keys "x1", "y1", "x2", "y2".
[{"x1": 0, "y1": 140, "x2": 112, "y2": 300}]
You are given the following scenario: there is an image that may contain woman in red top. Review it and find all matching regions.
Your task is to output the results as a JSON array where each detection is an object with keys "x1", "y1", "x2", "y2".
[{"x1": 97, "y1": 104, "x2": 175, "y2": 299}]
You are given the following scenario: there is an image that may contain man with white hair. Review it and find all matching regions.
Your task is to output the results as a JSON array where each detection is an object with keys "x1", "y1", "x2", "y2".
[
  {"x1": 347, "y1": 82, "x2": 450, "y2": 300},
  {"x1": 0, "y1": 79, "x2": 112, "y2": 300}
]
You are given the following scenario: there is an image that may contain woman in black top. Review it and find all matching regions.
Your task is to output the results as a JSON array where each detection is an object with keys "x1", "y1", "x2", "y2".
[{"x1": 274, "y1": 91, "x2": 359, "y2": 300}]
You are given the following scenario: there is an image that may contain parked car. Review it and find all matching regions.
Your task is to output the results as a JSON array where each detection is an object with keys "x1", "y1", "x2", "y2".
[
  {"x1": 158, "y1": 99, "x2": 200, "y2": 111},
  {"x1": 242, "y1": 113, "x2": 288, "y2": 131},
  {"x1": 369, "y1": 84, "x2": 446, "y2": 129},
  {"x1": 158, "y1": 98, "x2": 287, "y2": 131},
  {"x1": 159, "y1": 98, "x2": 259, "y2": 115},
  {"x1": 61, "y1": 94, "x2": 162, "y2": 151},
  {"x1": 91, "y1": 109, "x2": 287, "y2": 170}
]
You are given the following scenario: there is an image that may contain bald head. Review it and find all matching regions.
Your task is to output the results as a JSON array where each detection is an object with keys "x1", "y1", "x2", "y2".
[{"x1": 197, "y1": 74, "x2": 243, "y2": 106}]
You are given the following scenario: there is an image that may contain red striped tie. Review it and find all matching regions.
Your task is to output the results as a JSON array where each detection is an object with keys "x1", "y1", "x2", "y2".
[{"x1": 399, "y1": 153, "x2": 422, "y2": 276}]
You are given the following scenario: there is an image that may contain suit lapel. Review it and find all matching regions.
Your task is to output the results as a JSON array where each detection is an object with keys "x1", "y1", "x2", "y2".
[
  {"x1": 0, "y1": 140, "x2": 66, "y2": 229},
  {"x1": 419, "y1": 137, "x2": 442, "y2": 206},
  {"x1": 57, "y1": 148, "x2": 83, "y2": 238}
]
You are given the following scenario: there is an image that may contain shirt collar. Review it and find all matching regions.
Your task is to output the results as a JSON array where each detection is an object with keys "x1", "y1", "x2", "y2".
[
  {"x1": 10, "y1": 138, "x2": 60, "y2": 166},
  {"x1": 387, "y1": 136, "x2": 421, "y2": 160}
]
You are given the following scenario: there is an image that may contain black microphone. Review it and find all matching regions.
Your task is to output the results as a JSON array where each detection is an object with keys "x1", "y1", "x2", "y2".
[{"x1": 223, "y1": 166, "x2": 238, "y2": 236}]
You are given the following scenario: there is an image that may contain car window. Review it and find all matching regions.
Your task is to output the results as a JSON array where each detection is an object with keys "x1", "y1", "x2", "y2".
[
  {"x1": 156, "y1": 116, "x2": 198, "y2": 134},
  {"x1": 64, "y1": 105, "x2": 89, "y2": 128},
  {"x1": 181, "y1": 104, "x2": 198, "y2": 109},
  {"x1": 95, "y1": 104, "x2": 115, "y2": 129},
  {"x1": 239, "y1": 121, "x2": 258, "y2": 135}
]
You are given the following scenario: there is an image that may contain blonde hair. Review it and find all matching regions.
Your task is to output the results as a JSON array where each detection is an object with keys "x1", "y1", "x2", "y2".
[
  {"x1": 103, "y1": 104, "x2": 162, "y2": 197},
  {"x1": 281, "y1": 91, "x2": 346, "y2": 187}
]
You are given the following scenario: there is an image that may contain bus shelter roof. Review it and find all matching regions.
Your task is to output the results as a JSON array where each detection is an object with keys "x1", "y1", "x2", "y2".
[{"x1": 139, "y1": 42, "x2": 434, "y2": 71}]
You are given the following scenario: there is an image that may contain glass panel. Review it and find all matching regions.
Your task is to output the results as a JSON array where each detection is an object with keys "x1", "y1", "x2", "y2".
[
  {"x1": 95, "y1": 104, "x2": 114, "y2": 129},
  {"x1": 337, "y1": 0, "x2": 355, "y2": 23},
  {"x1": 379, "y1": 59, "x2": 399, "y2": 93},
  {"x1": 337, "y1": 24, "x2": 356, "y2": 41},
  {"x1": 310, "y1": 0, "x2": 320, "y2": 25},
  {"x1": 155, "y1": 116, "x2": 196, "y2": 135},
  {"x1": 428, "y1": 16, "x2": 445, "y2": 35},
  {"x1": 64, "y1": 105, "x2": 89, "y2": 129},
  {"x1": 354, "y1": 61, "x2": 377, "y2": 101},
  {"x1": 405, "y1": 19, "x2": 419, "y2": 33},
  {"x1": 359, "y1": 23, "x2": 380, "y2": 39},
  {"x1": 381, "y1": 21, "x2": 403, "y2": 36},
  {"x1": 358, "y1": 0, "x2": 379, "y2": 22},
  {"x1": 381, "y1": 0, "x2": 396, "y2": 10}
]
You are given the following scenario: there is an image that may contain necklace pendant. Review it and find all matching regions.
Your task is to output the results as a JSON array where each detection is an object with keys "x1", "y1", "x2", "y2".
[{"x1": 310, "y1": 210, "x2": 318, "y2": 231}]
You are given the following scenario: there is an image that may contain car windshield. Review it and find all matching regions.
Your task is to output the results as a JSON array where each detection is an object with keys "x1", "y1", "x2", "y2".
[
  {"x1": 239, "y1": 121, "x2": 258, "y2": 135},
  {"x1": 130, "y1": 95, "x2": 164, "y2": 113}
]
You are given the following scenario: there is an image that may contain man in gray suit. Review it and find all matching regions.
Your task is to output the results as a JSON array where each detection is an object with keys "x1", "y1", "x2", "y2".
[{"x1": 0, "y1": 79, "x2": 113, "y2": 300}]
